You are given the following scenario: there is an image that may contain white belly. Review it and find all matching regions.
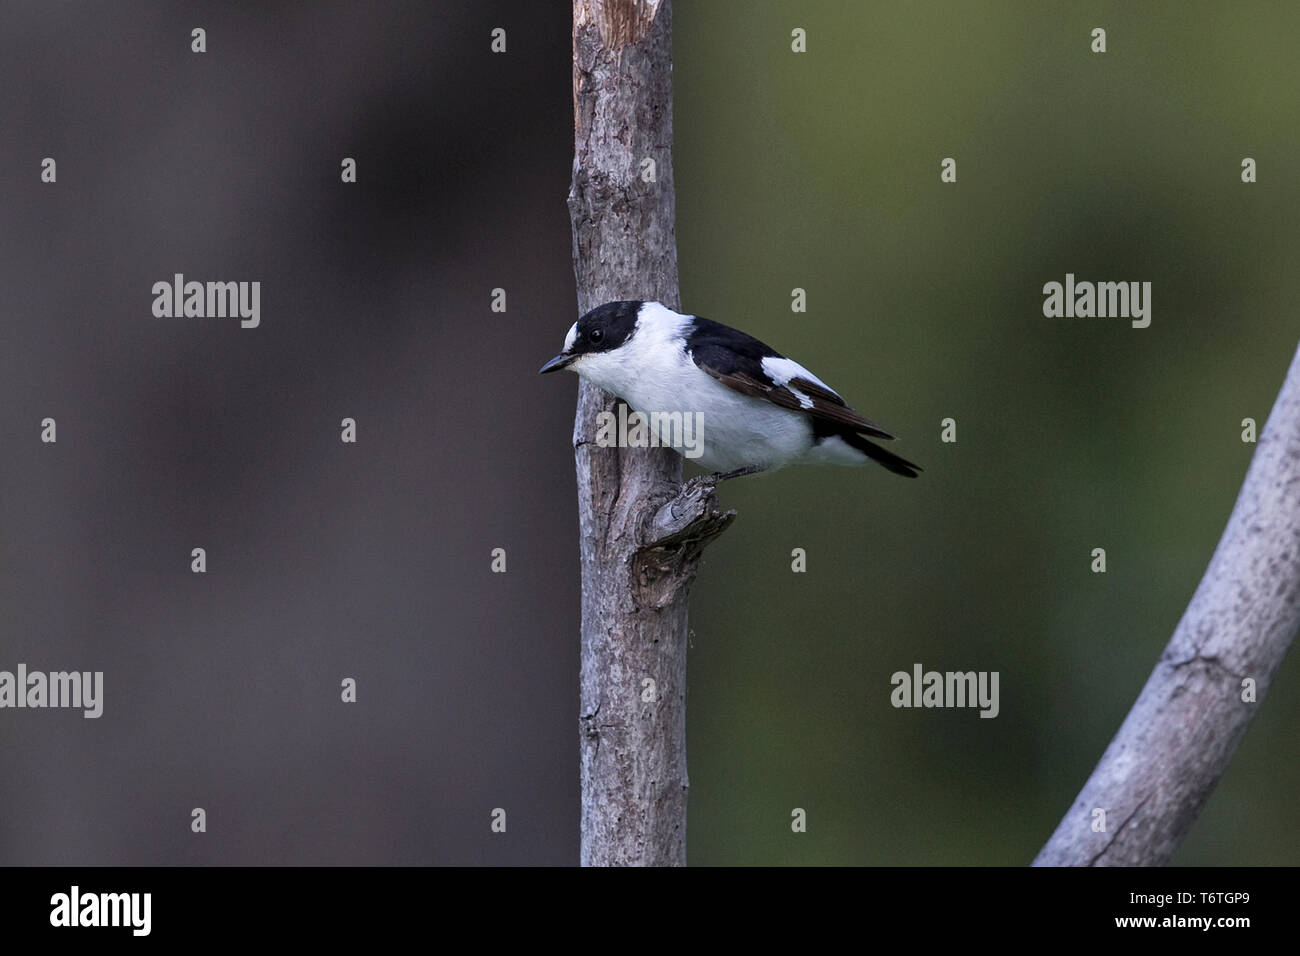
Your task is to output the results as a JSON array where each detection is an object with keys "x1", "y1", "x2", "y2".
[
  {"x1": 634, "y1": 375, "x2": 813, "y2": 471},
  {"x1": 578, "y1": 334, "x2": 815, "y2": 472}
]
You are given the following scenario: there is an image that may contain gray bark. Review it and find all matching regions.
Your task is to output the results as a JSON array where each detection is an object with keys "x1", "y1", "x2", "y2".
[
  {"x1": 568, "y1": 0, "x2": 733, "y2": 866},
  {"x1": 1035, "y1": 340, "x2": 1300, "y2": 865}
]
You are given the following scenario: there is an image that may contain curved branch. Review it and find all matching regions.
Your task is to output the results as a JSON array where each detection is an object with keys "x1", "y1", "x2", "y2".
[{"x1": 1034, "y1": 341, "x2": 1300, "y2": 866}]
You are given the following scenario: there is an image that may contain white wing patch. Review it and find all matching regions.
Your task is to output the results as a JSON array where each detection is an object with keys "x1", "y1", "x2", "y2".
[{"x1": 760, "y1": 356, "x2": 837, "y2": 395}]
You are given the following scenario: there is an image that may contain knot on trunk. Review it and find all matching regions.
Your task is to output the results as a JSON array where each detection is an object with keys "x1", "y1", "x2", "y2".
[{"x1": 631, "y1": 479, "x2": 735, "y2": 609}]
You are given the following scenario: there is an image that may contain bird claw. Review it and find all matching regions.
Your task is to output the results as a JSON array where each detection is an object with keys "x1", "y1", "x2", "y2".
[
  {"x1": 680, "y1": 473, "x2": 718, "y2": 498},
  {"x1": 679, "y1": 466, "x2": 761, "y2": 499}
]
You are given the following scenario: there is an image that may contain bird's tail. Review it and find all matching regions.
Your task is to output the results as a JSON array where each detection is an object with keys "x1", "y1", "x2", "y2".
[{"x1": 842, "y1": 431, "x2": 922, "y2": 478}]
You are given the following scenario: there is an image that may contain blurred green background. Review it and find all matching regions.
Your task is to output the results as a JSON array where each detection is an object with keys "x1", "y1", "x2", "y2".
[{"x1": 672, "y1": 1, "x2": 1300, "y2": 865}]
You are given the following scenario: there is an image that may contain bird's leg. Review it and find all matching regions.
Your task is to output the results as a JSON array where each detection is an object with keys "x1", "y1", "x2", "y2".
[
  {"x1": 714, "y1": 465, "x2": 763, "y2": 482},
  {"x1": 681, "y1": 465, "x2": 761, "y2": 496}
]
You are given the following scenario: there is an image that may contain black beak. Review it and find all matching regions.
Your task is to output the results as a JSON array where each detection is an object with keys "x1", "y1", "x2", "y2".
[{"x1": 539, "y1": 353, "x2": 576, "y2": 374}]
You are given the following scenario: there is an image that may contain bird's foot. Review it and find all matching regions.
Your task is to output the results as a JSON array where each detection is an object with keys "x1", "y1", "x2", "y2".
[
  {"x1": 680, "y1": 466, "x2": 761, "y2": 497},
  {"x1": 680, "y1": 472, "x2": 719, "y2": 498}
]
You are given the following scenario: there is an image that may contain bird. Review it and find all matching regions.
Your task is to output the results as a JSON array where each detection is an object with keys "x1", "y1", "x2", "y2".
[{"x1": 540, "y1": 300, "x2": 920, "y2": 480}]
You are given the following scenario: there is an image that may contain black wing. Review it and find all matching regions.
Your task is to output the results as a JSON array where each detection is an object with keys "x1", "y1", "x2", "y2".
[{"x1": 684, "y1": 317, "x2": 897, "y2": 440}]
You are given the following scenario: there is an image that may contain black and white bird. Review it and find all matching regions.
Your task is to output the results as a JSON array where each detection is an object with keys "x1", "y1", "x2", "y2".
[{"x1": 540, "y1": 300, "x2": 920, "y2": 479}]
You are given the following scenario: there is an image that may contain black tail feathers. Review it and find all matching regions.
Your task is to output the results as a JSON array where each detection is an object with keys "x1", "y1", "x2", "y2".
[{"x1": 842, "y1": 430, "x2": 922, "y2": 478}]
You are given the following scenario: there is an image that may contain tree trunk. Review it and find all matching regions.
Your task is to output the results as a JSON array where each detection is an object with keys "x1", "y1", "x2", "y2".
[
  {"x1": 568, "y1": 0, "x2": 733, "y2": 867},
  {"x1": 1035, "y1": 341, "x2": 1300, "y2": 865}
]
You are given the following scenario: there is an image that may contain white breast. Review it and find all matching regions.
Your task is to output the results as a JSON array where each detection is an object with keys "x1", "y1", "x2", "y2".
[{"x1": 572, "y1": 303, "x2": 818, "y2": 472}]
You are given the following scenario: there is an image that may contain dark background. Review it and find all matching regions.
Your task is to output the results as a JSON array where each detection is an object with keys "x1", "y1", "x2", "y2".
[{"x1": 1, "y1": 1, "x2": 1296, "y2": 865}]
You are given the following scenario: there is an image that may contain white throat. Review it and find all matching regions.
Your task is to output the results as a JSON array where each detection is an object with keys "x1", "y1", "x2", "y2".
[{"x1": 571, "y1": 302, "x2": 693, "y2": 401}]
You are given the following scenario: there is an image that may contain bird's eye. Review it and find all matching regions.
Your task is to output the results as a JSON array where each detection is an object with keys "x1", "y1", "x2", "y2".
[{"x1": 588, "y1": 329, "x2": 604, "y2": 344}]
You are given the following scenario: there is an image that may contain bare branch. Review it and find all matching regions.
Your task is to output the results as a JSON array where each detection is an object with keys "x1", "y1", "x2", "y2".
[
  {"x1": 569, "y1": 0, "x2": 728, "y2": 866},
  {"x1": 1034, "y1": 341, "x2": 1300, "y2": 866}
]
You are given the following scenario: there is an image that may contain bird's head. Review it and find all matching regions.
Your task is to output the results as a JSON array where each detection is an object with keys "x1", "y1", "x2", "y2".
[{"x1": 539, "y1": 300, "x2": 647, "y2": 382}]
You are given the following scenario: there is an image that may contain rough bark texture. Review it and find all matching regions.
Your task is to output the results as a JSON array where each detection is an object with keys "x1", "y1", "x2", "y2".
[
  {"x1": 1034, "y1": 341, "x2": 1300, "y2": 866},
  {"x1": 568, "y1": 0, "x2": 733, "y2": 866}
]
